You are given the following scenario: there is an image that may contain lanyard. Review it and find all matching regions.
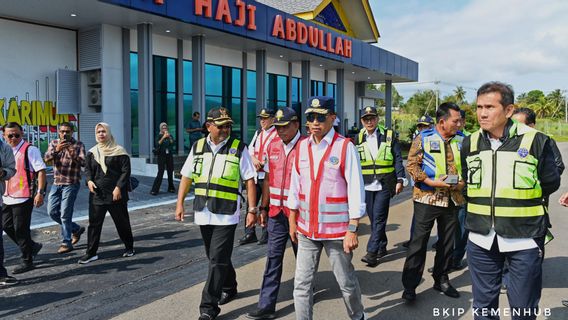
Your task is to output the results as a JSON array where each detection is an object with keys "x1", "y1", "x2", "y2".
[{"x1": 307, "y1": 132, "x2": 339, "y2": 183}]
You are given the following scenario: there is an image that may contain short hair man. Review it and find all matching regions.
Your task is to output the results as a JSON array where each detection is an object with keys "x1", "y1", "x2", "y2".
[
  {"x1": 402, "y1": 102, "x2": 465, "y2": 301},
  {"x1": 462, "y1": 82, "x2": 561, "y2": 319},
  {"x1": 176, "y1": 108, "x2": 257, "y2": 320},
  {"x1": 356, "y1": 106, "x2": 406, "y2": 267},
  {"x1": 2, "y1": 122, "x2": 47, "y2": 274},
  {"x1": 288, "y1": 96, "x2": 366, "y2": 319},
  {"x1": 247, "y1": 107, "x2": 305, "y2": 319},
  {"x1": 0, "y1": 136, "x2": 17, "y2": 285},
  {"x1": 186, "y1": 111, "x2": 203, "y2": 150},
  {"x1": 44, "y1": 122, "x2": 87, "y2": 254}
]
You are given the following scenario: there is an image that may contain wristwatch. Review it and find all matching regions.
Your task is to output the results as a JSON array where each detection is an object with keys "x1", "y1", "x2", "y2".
[
  {"x1": 247, "y1": 207, "x2": 258, "y2": 214},
  {"x1": 38, "y1": 189, "x2": 46, "y2": 196},
  {"x1": 347, "y1": 224, "x2": 358, "y2": 233},
  {"x1": 259, "y1": 206, "x2": 268, "y2": 212}
]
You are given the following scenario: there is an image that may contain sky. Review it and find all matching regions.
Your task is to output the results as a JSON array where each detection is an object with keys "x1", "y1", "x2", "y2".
[{"x1": 370, "y1": 0, "x2": 568, "y2": 103}]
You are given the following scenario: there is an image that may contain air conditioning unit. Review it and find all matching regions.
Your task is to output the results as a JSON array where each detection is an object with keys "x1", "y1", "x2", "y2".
[
  {"x1": 89, "y1": 88, "x2": 102, "y2": 106},
  {"x1": 87, "y1": 70, "x2": 101, "y2": 85}
]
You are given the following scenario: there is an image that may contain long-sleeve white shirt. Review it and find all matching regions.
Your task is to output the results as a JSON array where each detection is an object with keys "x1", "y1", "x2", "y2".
[
  {"x1": 249, "y1": 126, "x2": 276, "y2": 180},
  {"x1": 287, "y1": 128, "x2": 366, "y2": 240}
]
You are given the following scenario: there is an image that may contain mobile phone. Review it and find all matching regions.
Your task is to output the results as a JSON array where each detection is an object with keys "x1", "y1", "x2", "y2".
[
  {"x1": 64, "y1": 134, "x2": 71, "y2": 141},
  {"x1": 445, "y1": 174, "x2": 459, "y2": 185}
]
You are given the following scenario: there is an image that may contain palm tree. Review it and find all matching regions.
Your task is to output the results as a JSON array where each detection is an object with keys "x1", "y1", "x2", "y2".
[
  {"x1": 547, "y1": 89, "x2": 565, "y2": 119},
  {"x1": 453, "y1": 86, "x2": 467, "y2": 105}
]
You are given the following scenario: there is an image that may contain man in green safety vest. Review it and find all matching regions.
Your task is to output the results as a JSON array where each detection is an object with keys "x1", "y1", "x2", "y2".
[
  {"x1": 356, "y1": 106, "x2": 407, "y2": 267},
  {"x1": 462, "y1": 82, "x2": 561, "y2": 320},
  {"x1": 175, "y1": 107, "x2": 258, "y2": 320}
]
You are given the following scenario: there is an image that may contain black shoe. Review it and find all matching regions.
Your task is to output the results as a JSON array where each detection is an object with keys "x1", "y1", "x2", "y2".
[
  {"x1": 122, "y1": 249, "x2": 135, "y2": 257},
  {"x1": 500, "y1": 283, "x2": 508, "y2": 294},
  {"x1": 431, "y1": 241, "x2": 438, "y2": 250},
  {"x1": 246, "y1": 308, "x2": 276, "y2": 319},
  {"x1": 198, "y1": 313, "x2": 216, "y2": 320},
  {"x1": 377, "y1": 249, "x2": 388, "y2": 258},
  {"x1": 402, "y1": 289, "x2": 416, "y2": 301},
  {"x1": 32, "y1": 242, "x2": 43, "y2": 256},
  {"x1": 218, "y1": 290, "x2": 238, "y2": 305},
  {"x1": 78, "y1": 254, "x2": 99, "y2": 264},
  {"x1": 238, "y1": 233, "x2": 258, "y2": 245},
  {"x1": 150, "y1": 191, "x2": 158, "y2": 196},
  {"x1": 361, "y1": 252, "x2": 379, "y2": 267},
  {"x1": 168, "y1": 188, "x2": 176, "y2": 193},
  {"x1": 448, "y1": 260, "x2": 467, "y2": 273},
  {"x1": 13, "y1": 263, "x2": 34, "y2": 274},
  {"x1": 427, "y1": 266, "x2": 434, "y2": 273},
  {"x1": 433, "y1": 276, "x2": 460, "y2": 298},
  {"x1": 257, "y1": 233, "x2": 268, "y2": 245},
  {"x1": 0, "y1": 276, "x2": 18, "y2": 286},
  {"x1": 402, "y1": 240, "x2": 410, "y2": 248}
]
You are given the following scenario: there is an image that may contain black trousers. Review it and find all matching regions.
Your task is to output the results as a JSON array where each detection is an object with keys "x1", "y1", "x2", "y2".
[
  {"x1": 2, "y1": 199, "x2": 35, "y2": 263},
  {"x1": 1, "y1": 210, "x2": 9, "y2": 276},
  {"x1": 245, "y1": 179, "x2": 267, "y2": 238},
  {"x1": 151, "y1": 153, "x2": 174, "y2": 193},
  {"x1": 200, "y1": 224, "x2": 238, "y2": 316},
  {"x1": 87, "y1": 201, "x2": 134, "y2": 256},
  {"x1": 402, "y1": 201, "x2": 458, "y2": 289}
]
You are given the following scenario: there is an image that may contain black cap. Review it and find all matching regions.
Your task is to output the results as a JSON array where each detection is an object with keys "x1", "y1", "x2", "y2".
[
  {"x1": 257, "y1": 108, "x2": 275, "y2": 118},
  {"x1": 305, "y1": 96, "x2": 335, "y2": 114},
  {"x1": 207, "y1": 107, "x2": 233, "y2": 126},
  {"x1": 273, "y1": 107, "x2": 299, "y2": 126},
  {"x1": 360, "y1": 106, "x2": 378, "y2": 118}
]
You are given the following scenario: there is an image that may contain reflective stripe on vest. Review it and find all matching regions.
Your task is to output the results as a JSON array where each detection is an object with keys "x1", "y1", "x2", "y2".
[
  {"x1": 418, "y1": 130, "x2": 463, "y2": 191},
  {"x1": 466, "y1": 125, "x2": 544, "y2": 219},
  {"x1": 5, "y1": 142, "x2": 34, "y2": 198},
  {"x1": 254, "y1": 128, "x2": 277, "y2": 173},
  {"x1": 357, "y1": 128, "x2": 395, "y2": 182},
  {"x1": 192, "y1": 137, "x2": 242, "y2": 215},
  {"x1": 295, "y1": 133, "x2": 350, "y2": 239}
]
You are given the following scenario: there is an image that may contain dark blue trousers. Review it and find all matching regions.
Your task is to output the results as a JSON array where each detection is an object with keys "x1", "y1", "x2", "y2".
[
  {"x1": 0, "y1": 219, "x2": 7, "y2": 277},
  {"x1": 467, "y1": 237, "x2": 544, "y2": 320},
  {"x1": 365, "y1": 189, "x2": 392, "y2": 254},
  {"x1": 245, "y1": 179, "x2": 267, "y2": 239},
  {"x1": 258, "y1": 211, "x2": 297, "y2": 311}
]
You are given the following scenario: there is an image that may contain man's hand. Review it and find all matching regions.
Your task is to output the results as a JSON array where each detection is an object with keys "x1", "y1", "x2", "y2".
[
  {"x1": 559, "y1": 192, "x2": 568, "y2": 207},
  {"x1": 450, "y1": 180, "x2": 466, "y2": 192},
  {"x1": 33, "y1": 194, "x2": 44, "y2": 207},
  {"x1": 55, "y1": 141, "x2": 70, "y2": 152},
  {"x1": 259, "y1": 209, "x2": 268, "y2": 227},
  {"x1": 112, "y1": 187, "x2": 122, "y2": 201},
  {"x1": 246, "y1": 212, "x2": 257, "y2": 228},
  {"x1": 395, "y1": 182, "x2": 403, "y2": 195},
  {"x1": 343, "y1": 231, "x2": 358, "y2": 254},
  {"x1": 426, "y1": 175, "x2": 451, "y2": 188},
  {"x1": 251, "y1": 156, "x2": 263, "y2": 171},
  {"x1": 175, "y1": 203, "x2": 185, "y2": 221},
  {"x1": 289, "y1": 220, "x2": 298, "y2": 244},
  {"x1": 87, "y1": 181, "x2": 97, "y2": 194}
]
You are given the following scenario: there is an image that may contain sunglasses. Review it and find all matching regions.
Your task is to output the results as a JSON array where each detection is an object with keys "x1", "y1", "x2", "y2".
[
  {"x1": 362, "y1": 116, "x2": 377, "y2": 122},
  {"x1": 59, "y1": 130, "x2": 71, "y2": 133},
  {"x1": 214, "y1": 124, "x2": 232, "y2": 130},
  {"x1": 7, "y1": 134, "x2": 21, "y2": 139},
  {"x1": 306, "y1": 113, "x2": 328, "y2": 123}
]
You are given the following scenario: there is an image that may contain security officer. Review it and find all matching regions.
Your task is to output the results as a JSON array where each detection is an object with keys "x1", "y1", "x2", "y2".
[
  {"x1": 247, "y1": 107, "x2": 305, "y2": 319},
  {"x1": 402, "y1": 102, "x2": 465, "y2": 301},
  {"x1": 463, "y1": 82, "x2": 560, "y2": 319},
  {"x1": 239, "y1": 108, "x2": 277, "y2": 245},
  {"x1": 288, "y1": 96, "x2": 366, "y2": 320},
  {"x1": 175, "y1": 107, "x2": 257, "y2": 320},
  {"x1": 356, "y1": 106, "x2": 406, "y2": 267}
]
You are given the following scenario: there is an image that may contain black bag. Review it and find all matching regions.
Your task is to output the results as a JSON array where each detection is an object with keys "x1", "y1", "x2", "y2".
[
  {"x1": 152, "y1": 146, "x2": 159, "y2": 155},
  {"x1": 128, "y1": 177, "x2": 139, "y2": 192}
]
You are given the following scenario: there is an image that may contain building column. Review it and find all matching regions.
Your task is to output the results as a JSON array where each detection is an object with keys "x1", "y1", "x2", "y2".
[
  {"x1": 176, "y1": 39, "x2": 185, "y2": 154},
  {"x1": 287, "y1": 62, "x2": 293, "y2": 107},
  {"x1": 256, "y1": 50, "x2": 266, "y2": 124},
  {"x1": 137, "y1": 23, "x2": 153, "y2": 158},
  {"x1": 122, "y1": 28, "x2": 131, "y2": 152},
  {"x1": 241, "y1": 52, "x2": 248, "y2": 142},
  {"x1": 192, "y1": 35, "x2": 205, "y2": 125},
  {"x1": 336, "y1": 69, "x2": 345, "y2": 134},
  {"x1": 301, "y1": 60, "x2": 311, "y2": 128},
  {"x1": 385, "y1": 79, "x2": 392, "y2": 129},
  {"x1": 323, "y1": 69, "x2": 328, "y2": 96}
]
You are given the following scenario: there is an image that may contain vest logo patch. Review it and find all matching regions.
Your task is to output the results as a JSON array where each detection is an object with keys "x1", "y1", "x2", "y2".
[
  {"x1": 269, "y1": 155, "x2": 279, "y2": 160},
  {"x1": 430, "y1": 141, "x2": 440, "y2": 151},
  {"x1": 517, "y1": 147, "x2": 529, "y2": 158},
  {"x1": 229, "y1": 148, "x2": 237, "y2": 155},
  {"x1": 329, "y1": 156, "x2": 339, "y2": 165}
]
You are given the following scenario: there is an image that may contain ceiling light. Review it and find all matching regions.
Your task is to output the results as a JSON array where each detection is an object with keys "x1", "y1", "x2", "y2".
[
  {"x1": 70, "y1": 13, "x2": 77, "y2": 17},
  {"x1": 279, "y1": 55, "x2": 284, "y2": 58},
  {"x1": 352, "y1": 71, "x2": 355, "y2": 74},
  {"x1": 165, "y1": 29, "x2": 171, "y2": 33},
  {"x1": 368, "y1": 77, "x2": 371, "y2": 80},
  {"x1": 319, "y1": 64, "x2": 323, "y2": 67}
]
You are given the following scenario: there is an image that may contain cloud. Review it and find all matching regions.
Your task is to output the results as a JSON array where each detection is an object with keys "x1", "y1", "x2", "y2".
[{"x1": 374, "y1": 0, "x2": 568, "y2": 99}]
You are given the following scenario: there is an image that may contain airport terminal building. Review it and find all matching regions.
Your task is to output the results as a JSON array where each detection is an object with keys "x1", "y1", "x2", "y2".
[{"x1": 0, "y1": 0, "x2": 417, "y2": 172}]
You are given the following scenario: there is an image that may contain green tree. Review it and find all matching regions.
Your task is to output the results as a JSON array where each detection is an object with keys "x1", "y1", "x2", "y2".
[
  {"x1": 370, "y1": 84, "x2": 404, "y2": 110},
  {"x1": 546, "y1": 89, "x2": 566, "y2": 119},
  {"x1": 402, "y1": 90, "x2": 437, "y2": 116}
]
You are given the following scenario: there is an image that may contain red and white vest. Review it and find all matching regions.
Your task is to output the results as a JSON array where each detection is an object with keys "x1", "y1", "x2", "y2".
[
  {"x1": 267, "y1": 134, "x2": 306, "y2": 218},
  {"x1": 5, "y1": 141, "x2": 35, "y2": 198},
  {"x1": 253, "y1": 127, "x2": 277, "y2": 174},
  {"x1": 295, "y1": 132, "x2": 350, "y2": 239}
]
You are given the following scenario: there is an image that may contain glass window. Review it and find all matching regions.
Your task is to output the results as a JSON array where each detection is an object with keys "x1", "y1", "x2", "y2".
[
  {"x1": 154, "y1": 56, "x2": 178, "y2": 153},
  {"x1": 130, "y1": 53, "x2": 138, "y2": 90},
  {"x1": 130, "y1": 52, "x2": 139, "y2": 156},
  {"x1": 205, "y1": 64, "x2": 222, "y2": 96},
  {"x1": 183, "y1": 60, "x2": 192, "y2": 94},
  {"x1": 247, "y1": 70, "x2": 256, "y2": 99},
  {"x1": 327, "y1": 83, "x2": 336, "y2": 100}
]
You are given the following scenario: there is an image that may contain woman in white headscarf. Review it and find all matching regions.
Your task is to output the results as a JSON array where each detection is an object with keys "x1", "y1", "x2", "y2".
[{"x1": 79, "y1": 122, "x2": 134, "y2": 264}]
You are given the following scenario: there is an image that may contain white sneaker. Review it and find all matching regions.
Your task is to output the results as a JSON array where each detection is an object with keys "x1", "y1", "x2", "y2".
[{"x1": 78, "y1": 254, "x2": 99, "y2": 264}]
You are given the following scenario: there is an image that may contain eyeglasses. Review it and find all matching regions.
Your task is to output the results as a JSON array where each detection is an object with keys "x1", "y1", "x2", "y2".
[
  {"x1": 362, "y1": 117, "x2": 377, "y2": 122},
  {"x1": 7, "y1": 134, "x2": 21, "y2": 139},
  {"x1": 59, "y1": 130, "x2": 71, "y2": 133},
  {"x1": 306, "y1": 113, "x2": 328, "y2": 123},
  {"x1": 215, "y1": 124, "x2": 232, "y2": 130}
]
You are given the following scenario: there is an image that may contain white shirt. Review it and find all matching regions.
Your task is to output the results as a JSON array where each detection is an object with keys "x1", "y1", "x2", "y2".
[
  {"x1": 263, "y1": 132, "x2": 301, "y2": 173},
  {"x1": 180, "y1": 135, "x2": 256, "y2": 226},
  {"x1": 249, "y1": 126, "x2": 276, "y2": 180},
  {"x1": 287, "y1": 128, "x2": 366, "y2": 239},
  {"x1": 362, "y1": 128, "x2": 383, "y2": 192},
  {"x1": 3, "y1": 140, "x2": 47, "y2": 205},
  {"x1": 468, "y1": 137, "x2": 538, "y2": 252}
]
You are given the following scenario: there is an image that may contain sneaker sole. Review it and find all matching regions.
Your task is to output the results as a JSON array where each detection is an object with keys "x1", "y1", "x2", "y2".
[{"x1": 78, "y1": 256, "x2": 99, "y2": 264}]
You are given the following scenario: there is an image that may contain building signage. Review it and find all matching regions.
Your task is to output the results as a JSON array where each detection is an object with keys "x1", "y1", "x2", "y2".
[
  {"x1": 0, "y1": 98, "x2": 72, "y2": 126},
  {"x1": 195, "y1": 0, "x2": 257, "y2": 30}
]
